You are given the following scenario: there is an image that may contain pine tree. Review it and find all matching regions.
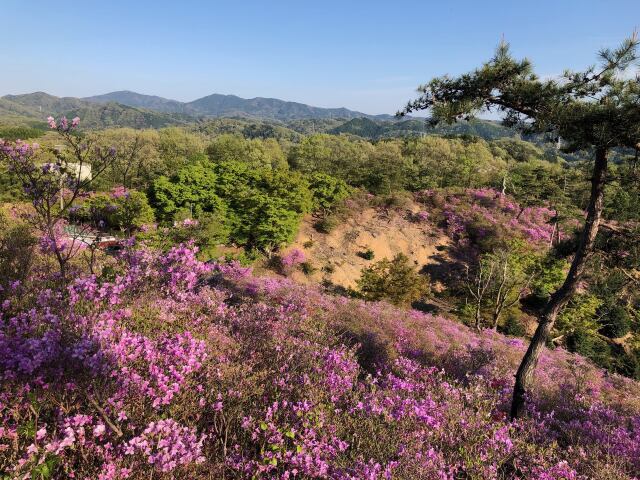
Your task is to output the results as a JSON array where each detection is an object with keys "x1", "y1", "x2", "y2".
[{"x1": 400, "y1": 35, "x2": 640, "y2": 419}]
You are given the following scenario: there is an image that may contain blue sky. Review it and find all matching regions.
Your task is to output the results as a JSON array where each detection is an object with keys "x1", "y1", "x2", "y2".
[{"x1": 1, "y1": 0, "x2": 638, "y2": 114}]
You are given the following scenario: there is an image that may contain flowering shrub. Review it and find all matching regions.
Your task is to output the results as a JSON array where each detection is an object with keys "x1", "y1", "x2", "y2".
[
  {"x1": 1, "y1": 117, "x2": 117, "y2": 280},
  {"x1": 277, "y1": 247, "x2": 306, "y2": 275},
  {"x1": 418, "y1": 188, "x2": 567, "y2": 251},
  {"x1": 1, "y1": 129, "x2": 638, "y2": 477},
  {"x1": 47, "y1": 115, "x2": 80, "y2": 131},
  {"x1": 412, "y1": 210, "x2": 429, "y2": 223},
  {"x1": 174, "y1": 217, "x2": 199, "y2": 228},
  {"x1": 124, "y1": 419, "x2": 206, "y2": 472},
  {"x1": 1, "y1": 242, "x2": 639, "y2": 479}
]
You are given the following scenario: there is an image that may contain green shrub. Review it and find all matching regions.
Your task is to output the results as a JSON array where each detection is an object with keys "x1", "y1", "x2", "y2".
[
  {"x1": 300, "y1": 261, "x2": 316, "y2": 275},
  {"x1": 0, "y1": 214, "x2": 37, "y2": 300},
  {"x1": 158, "y1": 212, "x2": 231, "y2": 259},
  {"x1": 150, "y1": 160, "x2": 312, "y2": 252},
  {"x1": 357, "y1": 248, "x2": 375, "y2": 260},
  {"x1": 0, "y1": 126, "x2": 44, "y2": 141},
  {"x1": 599, "y1": 304, "x2": 631, "y2": 338},
  {"x1": 77, "y1": 189, "x2": 155, "y2": 234},
  {"x1": 220, "y1": 249, "x2": 260, "y2": 266},
  {"x1": 308, "y1": 172, "x2": 351, "y2": 212},
  {"x1": 530, "y1": 256, "x2": 568, "y2": 301},
  {"x1": 357, "y1": 253, "x2": 429, "y2": 307},
  {"x1": 374, "y1": 191, "x2": 414, "y2": 210},
  {"x1": 314, "y1": 215, "x2": 339, "y2": 233},
  {"x1": 566, "y1": 329, "x2": 613, "y2": 370},
  {"x1": 617, "y1": 348, "x2": 640, "y2": 380},
  {"x1": 322, "y1": 263, "x2": 335, "y2": 274},
  {"x1": 0, "y1": 165, "x2": 25, "y2": 203},
  {"x1": 150, "y1": 162, "x2": 225, "y2": 223},
  {"x1": 503, "y1": 314, "x2": 527, "y2": 337},
  {"x1": 109, "y1": 190, "x2": 155, "y2": 233}
]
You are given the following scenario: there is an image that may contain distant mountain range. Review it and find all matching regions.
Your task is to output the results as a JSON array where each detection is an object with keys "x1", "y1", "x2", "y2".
[
  {"x1": 0, "y1": 90, "x2": 395, "y2": 129},
  {"x1": 0, "y1": 90, "x2": 523, "y2": 144},
  {"x1": 84, "y1": 91, "x2": 395, "y2": 121}
]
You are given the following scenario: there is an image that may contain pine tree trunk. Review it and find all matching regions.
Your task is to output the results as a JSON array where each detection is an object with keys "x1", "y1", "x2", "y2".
[{"x1": 510, "y1": 147, "x2": 608, "y2": 420}]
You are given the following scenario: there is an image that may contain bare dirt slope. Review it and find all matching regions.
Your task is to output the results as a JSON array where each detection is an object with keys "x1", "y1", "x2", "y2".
[{"x1": 287, "y1": 203, "x2": 450, "y2": 290}]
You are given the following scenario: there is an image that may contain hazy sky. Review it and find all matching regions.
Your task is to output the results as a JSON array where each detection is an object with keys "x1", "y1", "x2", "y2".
[{"x1": 2, "y1": 0, "x2": 638, "y2": 114}]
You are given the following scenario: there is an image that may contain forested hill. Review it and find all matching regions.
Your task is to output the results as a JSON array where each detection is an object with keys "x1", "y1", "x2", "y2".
[
  {"x1": 83, "y1": 91, "x2": 190, "y2": 114},
  {"x1": 2, "y1": 90, "x2": 397, "y2": 127},
  {"x1": 328, "y1": 117, "x2": 516, "y2": 140},
  {"x1": 84, "y1": 90, "x2": 396, "y2": 121},
  {"x1": 0, "y1": 92, "x2": 189, "y2": 129},
  {"x1": 0, "y1": 91, "x2": 503, "y2": 137},
  {"x1": 1, "y1": 91, "x2": 524, "y2": 141}
]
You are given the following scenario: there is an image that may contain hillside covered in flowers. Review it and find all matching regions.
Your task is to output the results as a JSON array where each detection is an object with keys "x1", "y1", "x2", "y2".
[{"x1": 1, "y1": 240, "x2": 639, "y2": 479}]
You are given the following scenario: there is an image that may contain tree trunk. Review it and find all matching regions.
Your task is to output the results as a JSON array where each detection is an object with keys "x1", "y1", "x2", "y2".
[
  {"x1": 510, "y1": 147, "x2": 608, "y2": 420},
  {"x1": 492, "y1": 310, "x2": 501, "y2": 330},
  {"x1": 492, "y1": 260, "x2": 508, "y2": 330}
]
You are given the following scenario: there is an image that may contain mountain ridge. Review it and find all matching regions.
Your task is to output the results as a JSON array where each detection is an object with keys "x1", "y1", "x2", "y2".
[
  {"x1": 83, "y1": 90, "x2": 395, "y2": 120},
  {"x1": 0, "y1": 92, "x2": 188, "y2": 129},
  {"x1": 83, "y1": 90, "x2": 189, "y2": 114},
  {"x1": 1, "y1": 91, "x2": 518, "y2": 142},
  {"x1": 1, "y1": 90, "x2": 396, "y2": 126}
]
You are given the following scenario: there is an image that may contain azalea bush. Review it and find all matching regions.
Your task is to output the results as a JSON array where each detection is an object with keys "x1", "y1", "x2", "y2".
[
  {"x1": 1, "y1": 116, "x2": 116, "y2": 280},
  {"x1": 418, "y1": 188, "x2": 570, "y2": 251},
  {"x1": 275, "y1": 248, "x2": 306, "y2": 276}
]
